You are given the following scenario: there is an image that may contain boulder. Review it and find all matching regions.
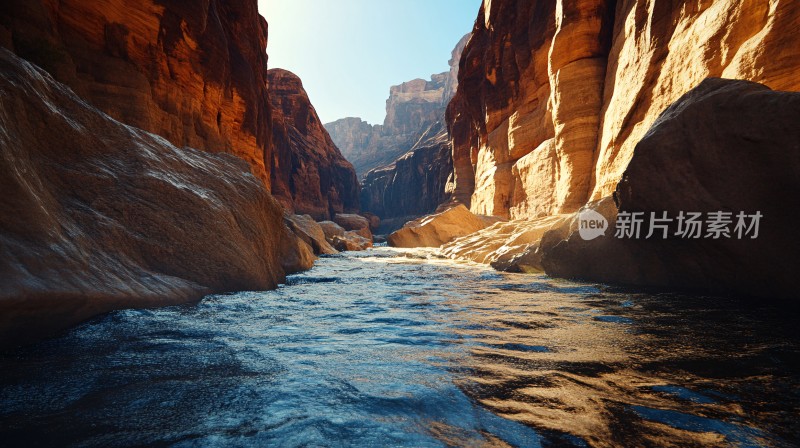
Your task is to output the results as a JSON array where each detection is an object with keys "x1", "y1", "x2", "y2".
[
  {"x1": 541, "y1": 79, "x2": 800, "y2": 300},
  {"x1": 318, "y1": 220, "x2": 346, "y2": 242},
  {"x1": 388, "y1": 204, "x2": 503, "y2": 248},
  {"x1": 333, "y1": 213, "x2": 372, "y2": 240},
  {"x1": 361, "y1": 212, "x2": 381, "y2": 232},
  {"x1": 284, "y1": 214, "x2": 337, "y2": 255},
  {"x1": 280, "y1": 234, "x2": 317, "y2": 274},
  {"x1": 332, "y1": 231, "x2": 373, "y2": 252},
  {"x1": 0, "y1": 49, "x2": 301, "y2": 346}
]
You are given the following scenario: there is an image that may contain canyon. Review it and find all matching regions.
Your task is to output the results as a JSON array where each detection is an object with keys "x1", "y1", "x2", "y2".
[
  {"x1": 0, "y1": 0, "x2": 362, "y2": 344},
  {"x1": 326, "y1": 34, "x2": 469, "y2": 227},
  {"x1": 1, "y1": 0, "x2": 800, "y2": 446},
  {"x1": 0, "y1": 0, "x2": 358, "y2": 219}
]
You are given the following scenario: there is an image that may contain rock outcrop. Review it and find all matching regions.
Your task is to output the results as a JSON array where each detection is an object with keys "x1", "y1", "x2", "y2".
[
  {"x1": 0, "y1": 49, "x2": 301, "y2": 345},
  {"x1": 333, "y1": 214, "x2": 372, "y2": 241},
  {"x1": 0, "y1": 0, "x2": 273, "y2": 184},
  {"x1": 388, "y1": 205, "x2": 501, "y2": 248},
  {"x1": 443, "y1": 78, "x2": 800, "y2": 300},
  {"x1": 284, "y1": 214, "x2": 337, "y2": 255},
  {"x1": 542, "y1": 79, "x2": 800, "y2": 300},
  {"x1": 317, "y1": 220, "x2": 372, "y2": 252},
  {"x1": 325, "y1": 33, "x2": 469, "y2": 179},
  {"x1": 269, "y1": 69, "x2": 360, "y2": 219},
  {"x1": 447, "y1": 0, "x2": 800, "y2": 220},
  {"x1": 359, "y1": 121, "x2": 453, "y2": 222},
  {"x1": 0, "y1": 0, "x2": 360, "y2": 218}
]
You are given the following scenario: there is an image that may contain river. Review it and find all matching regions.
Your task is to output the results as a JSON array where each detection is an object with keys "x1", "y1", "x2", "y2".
[{"x1": 1, "y1": 247, "x2": 798, "y2": 447}]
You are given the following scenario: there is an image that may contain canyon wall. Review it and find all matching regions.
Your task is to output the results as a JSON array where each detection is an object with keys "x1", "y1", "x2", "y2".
[
  {"x1": 329, "y1": 34, "x2": 469, "y2": 224},
  {"x1": 269, "y1": 69, "x2": 359, "y2": 219},
  {"x1": 359, "y1": 121, "x2": 452, "y2": 222},
  {"x1": 0, "y1": 49, "x2": 301, "y2": 345},
  {"x1": 0, "y1": 0, "x2": 358, "y2": 216},
  {"x1": 326, "y1": 33, "x2": 469, "y2": 179},
  {"x1": 448, "y1": 0, "x2": 800, "y2": 219}
]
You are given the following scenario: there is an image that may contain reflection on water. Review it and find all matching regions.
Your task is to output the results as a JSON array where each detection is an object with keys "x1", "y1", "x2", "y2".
[{"x1": 1, "y1": 248, "x2": 798, "y2": 447}]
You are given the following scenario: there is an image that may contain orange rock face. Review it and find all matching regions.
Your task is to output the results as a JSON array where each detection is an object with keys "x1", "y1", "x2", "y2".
[
  {"x1": 0, "y1": 0, "x2": 273, "y2": 184},
  {"x1": 448, "y1": 0, "x2": 800, "y2": 219},
  {"x1": 268, "y1": 69, "x2": 359, "y2": 220},
  {"x1": 0, "y1": 49, "x2": 300, "y2": 345},
  {"x1": 0, "y1": 0, "x2": 359, "y2": 217}
]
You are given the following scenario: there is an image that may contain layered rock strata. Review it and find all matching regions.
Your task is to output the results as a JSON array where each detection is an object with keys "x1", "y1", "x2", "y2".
[
  {"x1": 447, "y1": 0, "x2": 800, "y2": 220},
  {"x1": 443, "y1": 78, "x2": 800, "y2": 300},
  {"x1": 325, "y1": 33, "x2": 469, "y2": 179}
]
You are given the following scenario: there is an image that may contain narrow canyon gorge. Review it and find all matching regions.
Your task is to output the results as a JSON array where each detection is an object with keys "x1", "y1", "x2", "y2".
[{"x1": 1, "y1": 0, "x2": 799, "y2": 446}]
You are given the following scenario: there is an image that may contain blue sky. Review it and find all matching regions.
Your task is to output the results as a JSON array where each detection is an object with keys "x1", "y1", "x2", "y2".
[{"x1": 258, "y1": 0, "x2": 480, "y2": 125}]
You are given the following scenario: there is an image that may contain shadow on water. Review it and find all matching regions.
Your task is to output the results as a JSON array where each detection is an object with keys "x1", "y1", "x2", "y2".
[{"x1": 1, "y1": 247, "x2": 798, "y2": 447}]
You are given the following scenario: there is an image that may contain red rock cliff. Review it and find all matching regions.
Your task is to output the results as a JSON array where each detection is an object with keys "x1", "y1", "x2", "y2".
[
  {"x1": 0, "y1": 0, "x2": 273, "y2": 184},
  {"x1": 0, "y1": 0, "x2": 359, "y2": 216},
  {"x1": 0, "y1": 49, "x2": 301, "y2": 345},
  {"x1": 447, "y1": 0, "x2": 800, "y2": 219},
  {"x1": 269, "y1": 68, "x2": 359, "y2": 220}
]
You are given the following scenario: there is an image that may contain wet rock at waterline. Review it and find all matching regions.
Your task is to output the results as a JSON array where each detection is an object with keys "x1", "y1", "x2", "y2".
[
  {"x1": 284, "y1": 214, "x2": 337, "y2": 255},
  {"x1": 332, "y1": 232, "x2": 373, "y2": 252},
  {"x1": 543, "y1": 79, "x2": 800, "y2": 300},
  {"x1": 388, "y1": 205, "x2": 503, "y2": 248},
  {"x1": 333, "y1": 213, "x2": 373, "y2": 241},
  {"x1": 0, "y1": 49, "x2": 302, "y2": 346}
]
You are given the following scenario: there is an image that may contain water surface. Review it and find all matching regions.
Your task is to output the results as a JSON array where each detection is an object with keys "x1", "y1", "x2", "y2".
[{"x1": 1, "y1": 248, "x2": 798, "y2": 446}]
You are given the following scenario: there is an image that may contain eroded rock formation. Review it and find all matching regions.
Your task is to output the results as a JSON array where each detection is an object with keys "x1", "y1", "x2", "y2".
[
  {"x1": 359, "y1": 121, "x2": 453, "y2": 223},
  {"x1": 325, "y1": 33, "x2": 469, "y2": 179},
  {"x1": 0, "y1": 0, "x2": 359, "y2": 217},
  {"x1": 447, "y1": 0, "x2": 800, "y2": 220},
  {"x1": 0, "y1": 49, "x2": 301, "y2": 345},
  {"x1": 269, "y1": 69, "x2": 360, "y2": 219},
  {"x1": 0, "y1": 0, "x2": 273, "y2": 184},
  {"x1": 388, "y1": 205, "x2": 502, "y2": 248},
  {"x1": 543, "y1": 79, "x2": 800, "y2": 300}
]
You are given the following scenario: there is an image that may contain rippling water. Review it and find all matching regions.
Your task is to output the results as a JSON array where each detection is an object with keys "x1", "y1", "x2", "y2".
[{"x1": 1, "y1": 248, "x2": 798, "y2": 447}]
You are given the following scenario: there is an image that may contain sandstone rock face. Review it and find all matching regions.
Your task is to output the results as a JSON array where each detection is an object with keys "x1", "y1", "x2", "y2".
[
  {"x1": 359, "y1": 122, "x2": 453, "y2": 220},
  {"x1": 542, "y1": 79, "x2": 800, "y2": 300},
  {"x1": 0, "y1": 0, "x2": 273, "y2": 184},
  {"x1": 387, "y1": 205, "x2": 502, "y2": 248},
  {"x1": 332, "y1": 232, "x2": 373, "y2": 252},
  {"x1": 0, "y1": 50, "x2": 300, "y2": 345},
  {"x1": 333, "y1": 213, "x2": 372, "y2": 241},
  {"x1": 0, "y1": 0, "x2": 360, "y2": 218},
  {"x1": 440, "y1": 214, "x2": 571, "y2": 270},
  {"x1": 448, "y1": 0, "x2": 800, "y2": 220},
  {"x1": 269, "y1": 69, "x2": 360, "y2": 219},
  {"x1": 325, "y1": 33, "x2": 470, "y2": 179},
  {"x1": 284, "y1": 214, "x2": 337, "y2": 255},
  {"x1": 318, "y1": 221, "x2": 347, "y2": 242}
]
